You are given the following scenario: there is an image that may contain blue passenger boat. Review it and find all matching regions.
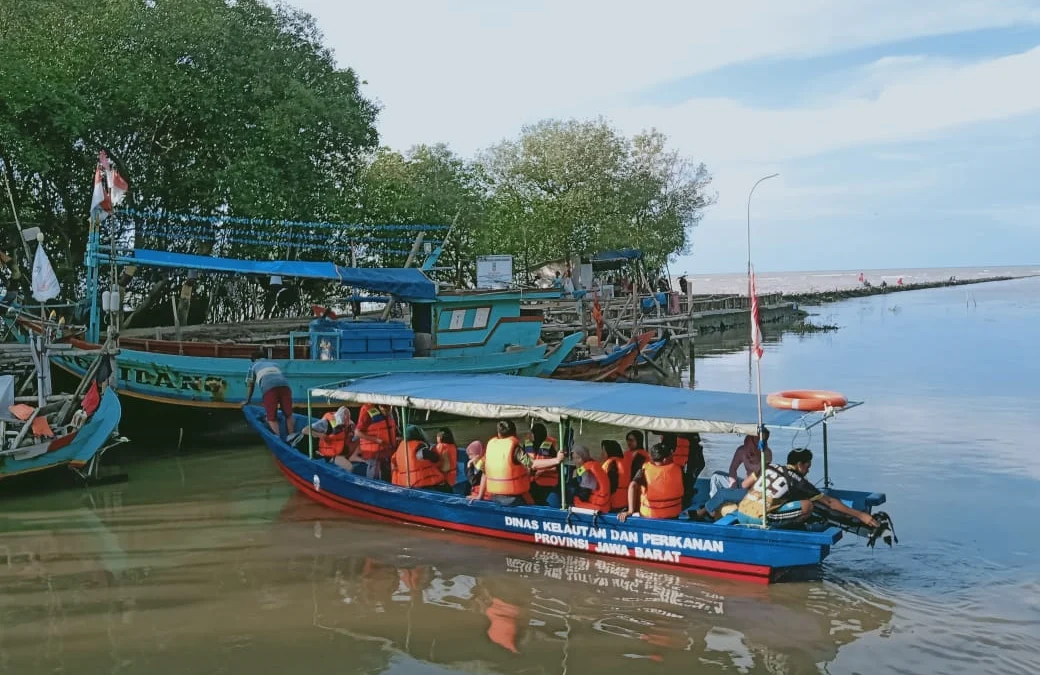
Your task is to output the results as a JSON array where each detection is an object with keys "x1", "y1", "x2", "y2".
[{"x1": 246, "y1": 373, "x2": 888, "y2": 583}]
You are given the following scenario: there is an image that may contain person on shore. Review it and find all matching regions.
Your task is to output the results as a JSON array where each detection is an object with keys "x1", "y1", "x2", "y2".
[
  {"x1": 294, "y1": 406, "x2": 356, "y2": 470},
  {"x1": 476, "y1": 420, "x2": 564, "y2": 507},
  {"x1": 355, "y1": 402, "x2": 398, "y2": 481},
  {"x1": 737, "y1": 449, "x2": 879, "y2": 529},
  {"x1": 464, "y1": 440, "x2": 486, "y2": 497},
  {"x1": 552, "y1": 271, "x2": 562, "y2": 289},
  {"x1": 678, "y1": 274, "x2": 689, "y2": 295},
  {"x1": 618, "y1": 443, "x2": 684, "y2": 522},
  {"x1": 623, "y1": 430, "x2": 650, "y2": 478},
  {"x1": 523, "y1": 422, "x2": 559, "y2": 505},
  {"x1": 600, "y1": 439, "x2": 629, "y2": 511},
  {"x1": 435, "y1": 427, "x2": 459, "y2": 490},
  {"x1": 568, "y1": 445, "x2": 611, "y2": 513},
  {"x1": 391, "y1": 425, "x2": 450, "y2": 492},
  {"x1": 244, "y1": 350, "x2": 295, "y2": 439}
]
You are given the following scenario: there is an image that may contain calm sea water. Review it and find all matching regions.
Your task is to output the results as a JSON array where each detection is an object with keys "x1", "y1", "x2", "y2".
[{"x1": 2, "y1": 277, "x2": 1039, "y2": 674}]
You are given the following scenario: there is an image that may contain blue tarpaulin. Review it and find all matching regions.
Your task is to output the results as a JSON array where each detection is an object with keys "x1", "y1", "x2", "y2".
[
  {"x1": 590, "y1": 248, "x2": 643, "y2": 270},
  {"x1": 313, "y1": 373, "x2": 859, "y2": 436},
  {"x1": 127, "y1": 249, "x2": 437, "y2": 300}
]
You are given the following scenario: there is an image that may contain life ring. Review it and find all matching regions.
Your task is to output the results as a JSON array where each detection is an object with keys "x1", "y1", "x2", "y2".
[{"x1": 766, "y1": 390, "x2": 848, "y2": 411}]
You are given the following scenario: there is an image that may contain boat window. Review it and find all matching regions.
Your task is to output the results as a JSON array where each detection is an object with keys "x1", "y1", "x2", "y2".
[
  {"x1": 473, "y1": 307, "x2": 490, "y2": 329},
  {"x1": 449, "y1": 310, "x2": 466, "y2": 330},
  {"x1": 411, "y1": 303, "x2": 432, "y2": 334}
]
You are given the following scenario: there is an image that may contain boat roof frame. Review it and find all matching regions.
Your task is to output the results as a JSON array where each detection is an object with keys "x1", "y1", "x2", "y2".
[{"x1": 309, "y1": 373, "x2": 861, "y2": 436}]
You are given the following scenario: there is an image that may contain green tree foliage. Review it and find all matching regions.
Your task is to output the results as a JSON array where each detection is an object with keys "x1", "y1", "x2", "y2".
[
  {"x1": 358, "y1": 145, "x2": 485, "y2": 286},
  {"x1": 479, "y1": 119, "x2": 715, "y2": 274},
  {"x1": 0, "y1": 0, "x2": 378, "y2": 309}
]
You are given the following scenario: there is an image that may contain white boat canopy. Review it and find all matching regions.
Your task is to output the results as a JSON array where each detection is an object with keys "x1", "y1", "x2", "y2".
[{"x1": 311, "y1": 373, "x2": 859, "y2": 436}]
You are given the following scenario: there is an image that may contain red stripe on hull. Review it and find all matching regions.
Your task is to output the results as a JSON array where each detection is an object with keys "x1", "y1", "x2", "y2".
[{"x1": 275, "y1": 460, "x2": 773, "y2": 583}]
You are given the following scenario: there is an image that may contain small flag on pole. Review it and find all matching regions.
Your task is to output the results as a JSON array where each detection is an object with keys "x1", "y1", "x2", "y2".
[
  {"x1": 750, "y1": 265, "x2": 763, "y2": 359},
  {"x1": 31, "y1": 243, "x2": 61, "y2": 303},
  {"x1": 89, "y1": 150, "x2": 129, "y2": 222}
]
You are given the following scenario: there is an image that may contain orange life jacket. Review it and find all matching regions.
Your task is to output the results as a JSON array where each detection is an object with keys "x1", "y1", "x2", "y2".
[
  {"x1": 639, "y1": 462, "x2": 684, "y2": 519},
  {"x1": 624, "y1": 448, "x2": 650, "y2": 478},
  {"x1": 436, "y1": 442, "x2": 459, "y2": 486},
  {"x1": 573, "y1": 460, "x2": 611, "y2": 513},
  {"x1": 391, "y1": 440, "x2": 445, "y2": 488},
  {"x1": 317, "y1": 412, "x2": 349, "y2": 458},
  {"x1": 358, "y1": 404, "x2": 397, "y2": 459},
  {"x1": 602, "y1": 456, "x2": 630, "y2": 510},
  {"x1": 484, "y1": 436, "x2": 530, "y2": 496},
  {"x1": 672, "y1": 437, "x2": 689, "y2": 468},
  {"x1": 524, "y1": 436, "x2": 559, "y2": 487}
]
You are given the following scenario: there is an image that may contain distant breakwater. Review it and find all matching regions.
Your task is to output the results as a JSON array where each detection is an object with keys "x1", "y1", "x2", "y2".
[{"x1": 784, "y1": 275, "x2": 1021, "y2": 306}]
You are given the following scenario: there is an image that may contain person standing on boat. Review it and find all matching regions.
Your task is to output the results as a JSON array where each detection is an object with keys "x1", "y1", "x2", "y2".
[
  {"x1": 476, "y1": 420, "x2": 564, "y2": 507},
  {"x1": 295, "y1": 406, "x2": 356, "y2": 470},
  {"x1": 391, "y1": 425, "x2": 450, "y2": 492},
  {"x1": 737, "y1": 449, "x2": 878, "y2": 528},
  {"x1": 601, "y1": 439, "x2": 629, "y2": 512},
  {"x1": 523, "y1": 422, "x2": 559, "y2": 505},
  {"x1": 568, "y1": 445, "x2": 611, "y2": 513},
  {"x1": 355, "y1": 402, "x2": 398, "y2": 480},
  {"x1": 618, "y1": 443, "x2": 684, "y2": 522},
  {"x1": 623, "y1": 431, "x2": 650, "y2": 478},
  {"x1": 244, "y1": 351, "x2": 296, "y2": 439}
]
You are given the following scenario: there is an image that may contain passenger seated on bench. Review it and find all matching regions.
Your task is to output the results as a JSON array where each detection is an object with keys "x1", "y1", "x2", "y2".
[
  {"x1": 391, "y1": 425, "x2": 451, "y2": 493},
  {"x1": 600, "y1": 439, "x2": 628, "y2": 512},
  {"x1": 737, "y1": 449, "x2": 878, "y2": 528},
  {"x1": 434, "y1": 427, "x2": 459, "y2": 489},
  {"x1": 464, "y1": 440, "x2": 485, "y2": 497},
  {"x1": 623, "y1": 430, "x2": 650, "y2": 478},
  {"x1": 661, "y1": 432, "x2": 705, "y2": 508},
  {"x1": 709, "y1": 428, "x2": 772, "y2": 498},
  {"x1": 476, "y1": 420, "x2": 564, "y2": 507},
  {"x1": 618, "y1": 443, "x2": 683, "y2": 522},
  {"x1": 568, "y1": 445, "x2": 610, "y2": 513},
  {"x1": 523, "y1": 422, "x2": 559, "y2": 506}
]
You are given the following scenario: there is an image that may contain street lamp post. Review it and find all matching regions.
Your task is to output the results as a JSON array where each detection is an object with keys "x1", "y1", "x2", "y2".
[{"x1": 746, "y1": 173, "x2": 778, "y2": 388}]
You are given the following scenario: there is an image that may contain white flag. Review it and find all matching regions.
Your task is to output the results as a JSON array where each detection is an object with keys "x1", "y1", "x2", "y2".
[{"x1": 31, "y1": 245, "x2": 61, "y2": 302}]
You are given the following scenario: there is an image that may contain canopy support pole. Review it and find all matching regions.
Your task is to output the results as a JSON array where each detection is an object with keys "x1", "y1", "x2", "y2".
[
  {"x1": 558, "y1": 418, "x2": 567, "y2": 510},
  {"x1": 307, "y1": 390, "x2": 314, "y2": 459},
  {"x1": 822, "y1": 419, "x2": 831, "y2": 489},
  {"x1": 401, "y1": 405, "x2": 410, "y2": 484}
]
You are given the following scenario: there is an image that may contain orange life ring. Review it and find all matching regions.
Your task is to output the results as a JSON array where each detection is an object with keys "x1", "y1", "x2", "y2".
[{"x1": 766, "y1": 390, "x2": 848, "y2": 411}]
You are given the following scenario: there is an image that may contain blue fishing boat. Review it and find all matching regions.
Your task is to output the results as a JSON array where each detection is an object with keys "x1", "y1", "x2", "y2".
[
  {"x1": 8, "y1": 247, "x2": 579, "y2": 419},
  {"x1": 246, "y1": 373, "x2": 889, "y2": 583}
]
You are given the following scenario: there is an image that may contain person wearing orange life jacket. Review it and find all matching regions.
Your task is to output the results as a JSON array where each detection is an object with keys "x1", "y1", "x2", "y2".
[
  {"x1": 618, "y1": 443, "x2": 684, "y2": 522},
  {"x1": 568, "y1": 445, "x2": 611, "y2": 512},
  {"x1": 434, "y1": 427, "x2": 459, "y2": 490},
  {"x1": 355, "y1": 402, "x2": 398, "y2": 480},
  {"x1": 523, "y1": 422, "x2": 559, "y2": 504},
  {"x1": 623, "y1": 430, "x2": 650, "y2": 478},
  {"x1": 391, "y1": 425, "x2": 450, "y2": 492},
  {"x1": 661, "y1": 432, "x2": 705, "y2": 508},
  {"x1": 476, "y1": 420, "x2": 564, "y2": 507},
  {"x1": 294, "y1": 406, "x2": 356, "y2": 469},
  {"x1": 600, "y1": 439, "x2": 630, "y2": 511}
]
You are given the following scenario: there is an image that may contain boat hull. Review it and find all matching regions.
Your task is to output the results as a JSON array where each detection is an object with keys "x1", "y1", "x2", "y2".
[
  {"x1": 248, "y1": 408, "x2": 843, "y2": 584},
  {"x1": 0, "y1": 388, "x2": 121, "y2": 480}
]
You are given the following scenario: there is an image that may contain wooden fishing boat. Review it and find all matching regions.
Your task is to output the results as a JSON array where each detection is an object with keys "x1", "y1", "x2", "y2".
[
  {"x1": 7, "y1": 247, "x2": 580, "y2": 420},
  {"x1": 247, "y1": 372, "x2": 887, "y2": 584},
  {"x1": 551, "y1": 331, "x2": 654, "y2": 381}
]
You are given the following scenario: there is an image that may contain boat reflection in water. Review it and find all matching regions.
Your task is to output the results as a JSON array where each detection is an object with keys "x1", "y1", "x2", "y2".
[{"x1": 0, "y1": 461, "x2": 893, "y2": 675}]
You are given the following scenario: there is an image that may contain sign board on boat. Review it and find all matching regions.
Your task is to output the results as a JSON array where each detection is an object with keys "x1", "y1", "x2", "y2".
[{"x1": 476, "y1": 255, "x2": 513, "y2": 289}]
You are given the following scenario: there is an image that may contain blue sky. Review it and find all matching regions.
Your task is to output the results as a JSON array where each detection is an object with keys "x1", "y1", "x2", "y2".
[{"x1": 291, "y1": 1, "x2": 1040, "y2": 273}]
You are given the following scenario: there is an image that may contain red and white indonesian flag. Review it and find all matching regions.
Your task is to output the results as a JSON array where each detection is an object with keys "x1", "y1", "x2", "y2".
[
  {"x1": 750, "y1": 266, "x2": 763, "y2": 359},
  {"x1": 89, "y1": 149, "x2": 128, "y2": 221},
  {"x1": 31, "y1": 243, "x2": 60, "y2": 303}
]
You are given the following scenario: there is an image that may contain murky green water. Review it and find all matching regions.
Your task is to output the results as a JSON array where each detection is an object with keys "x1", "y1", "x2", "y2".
[{"x1": 3, "y1": 278, "x2": 1039, "y2": 674}]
